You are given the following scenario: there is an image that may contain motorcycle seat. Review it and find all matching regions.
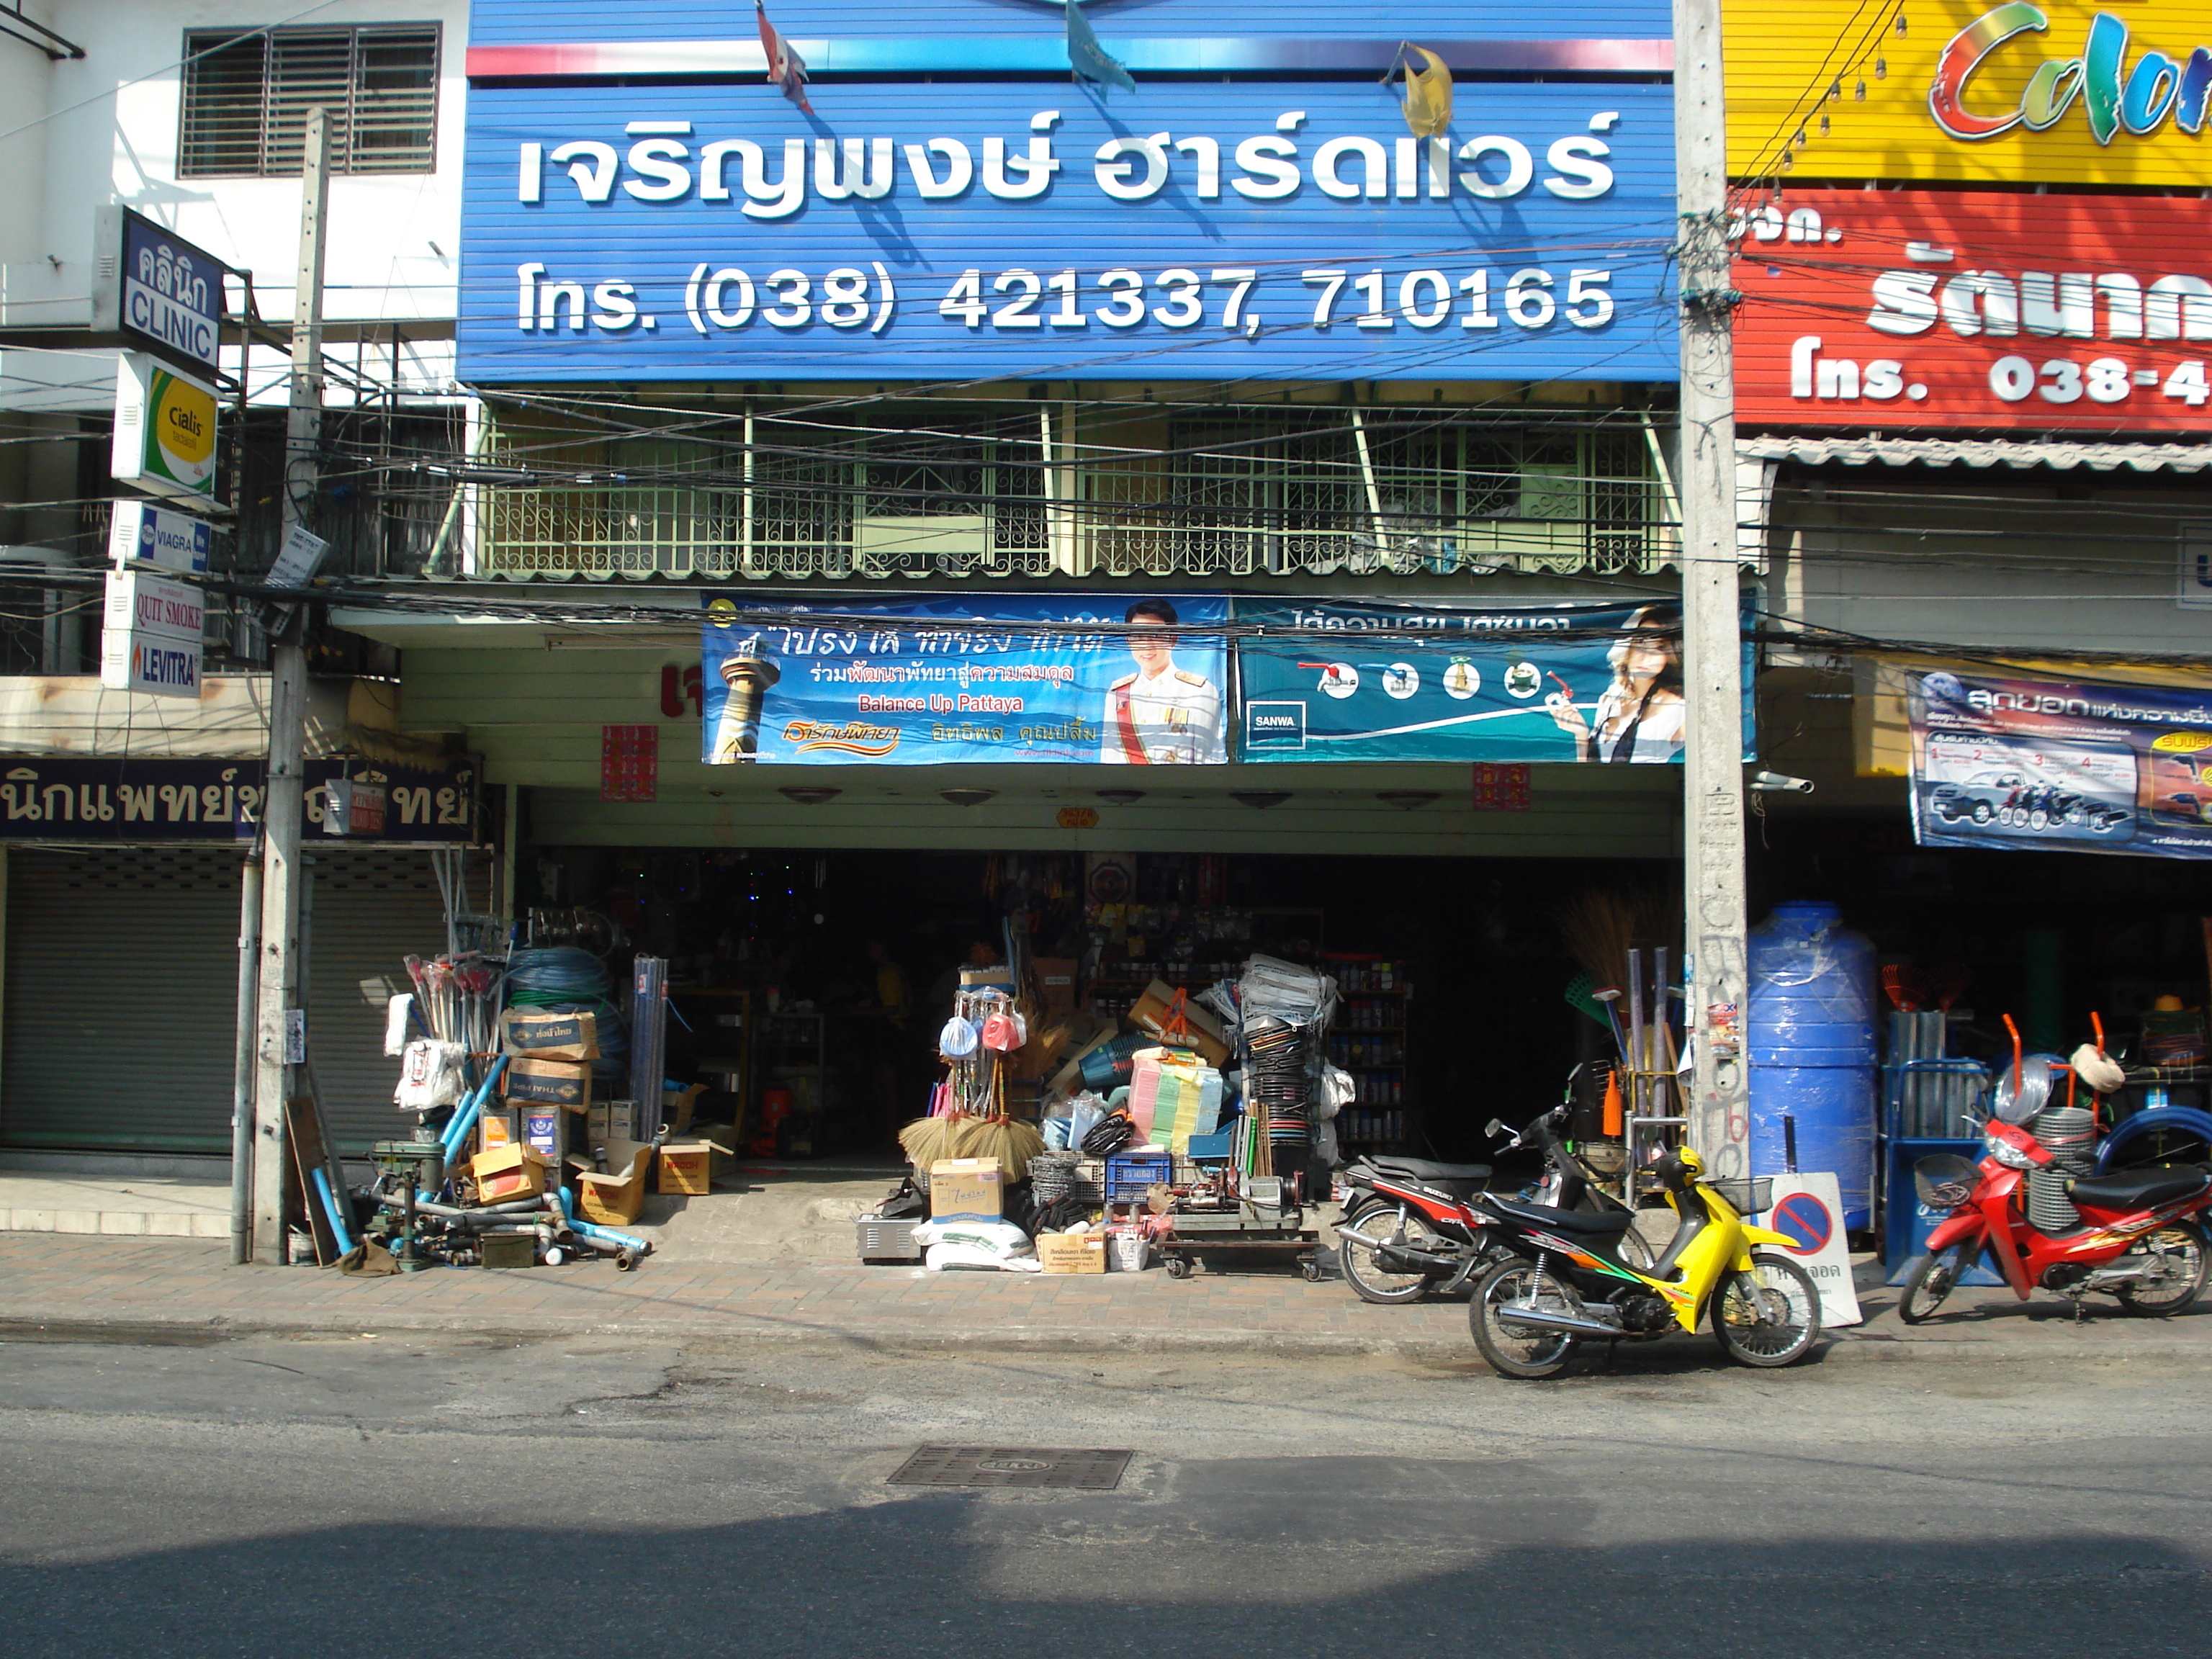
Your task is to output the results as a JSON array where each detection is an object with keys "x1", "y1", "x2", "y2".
[
  {"x1": 2069, "y1": 1168, "x2": 2210, "y2": 1212},
  {"x1": 1483, "y1": 1195, "x2": 1637, "y2": 1238},
  {"x1": 1368, "y1": 1158, "x2": 1492, "y2": 1184}
]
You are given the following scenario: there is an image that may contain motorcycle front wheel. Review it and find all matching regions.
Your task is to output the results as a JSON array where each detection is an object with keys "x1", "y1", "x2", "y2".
[
  {"x1": 1470, "y1": 1259, "x2": 1580, "y2": 1380},
  {"x1": 1711, "y1": 1251, "x2": 1822, "y2": 1367},
  {"x1": 2112, "y1": 1223, "x2": 2210, "y2": 1317},
  {"x1": 1338, "y1": 1202, "x2": 1442, "y2": 1305},
  {"x1": 1898, "y1": 1239, "x2": 1975, "y2": 1325}
]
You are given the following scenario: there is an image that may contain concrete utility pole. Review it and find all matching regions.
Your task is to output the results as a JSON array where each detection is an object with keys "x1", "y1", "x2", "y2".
[
  {"x1": 1672, "y1": 0, "x2": 1752, "y2": 1177},
  {"x1": 251, "y1": 107, "x2": 331, "y2": 1256}
]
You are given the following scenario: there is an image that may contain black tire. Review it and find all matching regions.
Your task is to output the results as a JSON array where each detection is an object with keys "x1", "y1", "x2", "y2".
[
  {"x1": 1898, "y1": 1240, "x2": 1973, "y2": 1325},
  {"x1": 1164, "y1": 1255, "x2": 1191, "y2": 1279},
  {"x1": 2112, "y1": 1223, "x2": 2210, "y2": 1317},
  {"x1": 1711, "y1": 1251, "x2": 1822, "y2": 1367},
  {"x1": 1469, "y1": 1259, "x2": 1579, "y2": 1380},
  {"x1": 1337, "y1": 1201, "x2": 1443, "y2": 1305}
]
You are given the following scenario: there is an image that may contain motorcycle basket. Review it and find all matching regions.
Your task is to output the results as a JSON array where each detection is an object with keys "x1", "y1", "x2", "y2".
[
  {"x1": 1709, "y1": 1177, "x2": 1773, "y2": 1214},
  {"x1": 1914, "y1": 1154, "x2": 1979, "y2": 1209}
]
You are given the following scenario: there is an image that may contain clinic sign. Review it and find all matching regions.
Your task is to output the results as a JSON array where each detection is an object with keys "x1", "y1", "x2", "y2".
[
  {"x1": 1725, "y1": 0, "x2": 2212, "y2": 185},
  {"x1": 90, "y1": 207, "x2": 227, "y2": 375},
  {"x1": 459, "y1": 0, "x2": 1678, "y2": 382},
  {"x1": 1736, "y1": 191, "x2": 2212, "y2": 432}
]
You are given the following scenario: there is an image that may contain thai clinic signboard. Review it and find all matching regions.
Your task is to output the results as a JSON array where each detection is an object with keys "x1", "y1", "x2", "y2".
[
  {"x1": 699, "y1": 594, "x2": 1228, "y2": 765},
  {"x1": 1735, "y1": 191, "x2": 2212, "y2": 432},
  {"x1": 99, "y1": 569, "x2": 203, "y2": 699},
  {"x1": 1236, "y1": 599, "x2": 1754, "y2": 764},
  {"x1": 89, "y1": 207, "x2": 228, "y2": 375},
  {"x1": 110, "y1": 353, "x2": 217, "y2": 504},
  {"x1": 0, "y1": 757, "x2": 479, "y2": 843},
  {"x1": 1907, "y1": 665, "x2": 2212, "y2": 858},
  {"x1": 1725, "y1": 0, "x2": 2212, "y2": 186},
  {"x1": 460, "y1": 72, "x2": 1679, "y2": 382},
  {"x1": 106, "y1": 498, "x2": 212, "y2": 575}
]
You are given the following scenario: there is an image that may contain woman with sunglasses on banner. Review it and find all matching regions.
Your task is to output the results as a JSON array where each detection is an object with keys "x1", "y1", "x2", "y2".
[{"x1": 1548, "y1": 605, "x2": 1686, "y2": 764}]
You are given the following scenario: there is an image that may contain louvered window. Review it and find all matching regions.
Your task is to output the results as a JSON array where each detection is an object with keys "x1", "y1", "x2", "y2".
[{"x1": 179, "y1": 25, "x2": 439, "y2": 177}]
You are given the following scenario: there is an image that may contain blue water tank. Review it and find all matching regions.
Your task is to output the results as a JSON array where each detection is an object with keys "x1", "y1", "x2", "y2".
[{"x1": 1747, "y1": 901, "x2": 1879, "y2": 1228}]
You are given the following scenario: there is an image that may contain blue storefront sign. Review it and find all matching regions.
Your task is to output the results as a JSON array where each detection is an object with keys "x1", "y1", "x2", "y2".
[
  {"x1": 91, "y1": 208, "x2": 227, "y2": 377},
  {"x1": 701, "y1": 595, "x2": 1229, "y2": 765},
  {"x1": 1236, "y1": 599, "x2": 1753, "y2": 765},
  {"x1": 459, "y1": 0, "x2": 1677, "y2": 383}
]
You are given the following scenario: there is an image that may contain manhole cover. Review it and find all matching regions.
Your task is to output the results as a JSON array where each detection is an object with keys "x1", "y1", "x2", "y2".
[{"x1": 886, "y1": 1445, "x2": 1134, "y2": 1490}]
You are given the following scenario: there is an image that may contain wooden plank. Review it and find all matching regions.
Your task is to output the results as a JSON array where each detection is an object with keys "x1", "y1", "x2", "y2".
[{"x1": 284, "y1": 1096, "x2": 338, "y2": 1265}]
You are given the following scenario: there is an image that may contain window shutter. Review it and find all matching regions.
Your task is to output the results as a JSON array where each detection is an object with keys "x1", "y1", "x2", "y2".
[{"x1": 178, "y1": 24, "x2": 438, "y2": 177}]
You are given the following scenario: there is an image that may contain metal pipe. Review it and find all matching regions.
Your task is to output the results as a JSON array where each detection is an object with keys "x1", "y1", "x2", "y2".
[
  {"x1": 230, "y1": 858, "x2": 262, "y2": 1264},
  {"x1": 1493, "y1": 1301, "x2": 1622, "y2": 1339}
]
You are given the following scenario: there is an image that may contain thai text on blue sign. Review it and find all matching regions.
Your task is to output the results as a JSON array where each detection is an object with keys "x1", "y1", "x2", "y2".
[
  {"x1": 701, "y1": 594, "x2": 1229, "y2": 765},
  {"x1": 101, "y1": 209, "x2": 225, "y2": 373},
  {"x1": 1236, "y1": 598, "x2": 1751, "y2": 764},
  {"x1": 1910, "y1": 667, "x2": 2212, "y2": 859},
  {"x1": 461, "y1": 81, "x2": 1678, "y2": 383}
]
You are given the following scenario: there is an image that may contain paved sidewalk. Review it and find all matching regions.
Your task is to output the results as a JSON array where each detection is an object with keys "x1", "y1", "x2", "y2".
[{"x1": 1, "y1": 1231, "x2": 2208, "y2": 1361}]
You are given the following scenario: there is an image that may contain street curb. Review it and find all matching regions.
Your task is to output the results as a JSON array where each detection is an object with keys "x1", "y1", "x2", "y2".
[{"x1": 2, "y1": 1308, "x2": 2205, "y2": 1364}]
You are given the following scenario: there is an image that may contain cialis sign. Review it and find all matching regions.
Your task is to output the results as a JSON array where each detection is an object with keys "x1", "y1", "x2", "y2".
[{"x1": 1725, "y1": 0, "x2": 2212, "y2": 185}]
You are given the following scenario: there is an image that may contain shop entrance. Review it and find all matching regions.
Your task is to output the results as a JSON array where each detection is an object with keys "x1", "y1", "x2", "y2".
[{"x1": 527, "y1": 845, "x2": 1670, "y2": 1164}]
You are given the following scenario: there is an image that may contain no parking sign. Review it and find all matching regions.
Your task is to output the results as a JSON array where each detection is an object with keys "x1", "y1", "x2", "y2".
[{"x1": 1755, "y1": 1173, "x2": 1863, "y2": 1328}]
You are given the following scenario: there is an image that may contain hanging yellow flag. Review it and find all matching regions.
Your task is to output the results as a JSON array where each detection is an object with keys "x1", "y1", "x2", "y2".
[{"x1": 1396, "y1": 45, "x2": 1452, "y2": 138}]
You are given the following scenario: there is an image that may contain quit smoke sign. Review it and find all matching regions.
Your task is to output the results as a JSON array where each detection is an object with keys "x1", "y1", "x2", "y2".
[{"x1": 99, "y1": 569, "x2": 204, "y2": 700}]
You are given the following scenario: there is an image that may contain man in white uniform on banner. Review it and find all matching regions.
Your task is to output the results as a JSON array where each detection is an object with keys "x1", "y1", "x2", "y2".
[{"x1": 1100, "y1": 598, "x2": 1225, "y2": 764}]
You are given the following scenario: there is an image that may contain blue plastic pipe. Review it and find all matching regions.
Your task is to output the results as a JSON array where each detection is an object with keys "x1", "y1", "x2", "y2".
[
  {"x1": 439, "y1": 1054, "x2": 509, "y2": 1166},
  {"x1": 557, "y1": 1187, "x2": 650, "y2": 1254},
  {"x1": 310, "y1": 1166, "x2": 355, "y2": 1256}
]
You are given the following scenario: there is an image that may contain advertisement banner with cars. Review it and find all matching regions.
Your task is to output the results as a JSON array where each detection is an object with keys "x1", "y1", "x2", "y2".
[
  {"x1": 1725, "y1": 0, "x2": 2212, "y2": 187},
  {"x1": 1909, "y1": 667, "x2": 2212, "y2": 858},
  {"x1": 700, "y1": 594, "x2": 1229, "y2": 765},
  {"x1": 459, "y1": 0, "x2": 1678, "y2": 383},
  {"x1": 1235, "y1": 598, "x2": 1754, "y2": 764},
  {"x1": 1735, "y1": 190, "x2": 2212, "y2": 433}
]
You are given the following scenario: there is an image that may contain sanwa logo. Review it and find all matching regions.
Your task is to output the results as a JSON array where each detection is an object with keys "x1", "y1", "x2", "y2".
[{"x1": 1245, "y1": 701, "x2": 1306, "y2": 748}]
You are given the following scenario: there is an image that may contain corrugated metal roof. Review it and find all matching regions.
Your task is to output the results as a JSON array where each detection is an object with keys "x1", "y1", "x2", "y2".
[{"x1": 1741, "y1": 436, "x2": 2212, "y2": 474}]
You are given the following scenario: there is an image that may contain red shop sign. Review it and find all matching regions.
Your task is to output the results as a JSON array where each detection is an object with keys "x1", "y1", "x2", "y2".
[{"x1": 1734, "y1": 190, "x2": 2212, "y2": 434}]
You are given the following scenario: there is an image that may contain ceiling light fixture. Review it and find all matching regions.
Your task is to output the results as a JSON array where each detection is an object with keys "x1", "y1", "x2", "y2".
[
  {"x1": 940, "y1": 788, "x2": 997, "y2": 808},
  {"x1": 1094, "y1": 789, "x2": 1146, "y2": 805},
  {"x1": 1231, "y1": 791, "x2": 1292, "y2": 810},
  {"x1": 1376, "y1": 791, "x2": 1439, "y2": 811},
  {"x1": 778, "y1": 786, "x2": 842, "y2": 806}
]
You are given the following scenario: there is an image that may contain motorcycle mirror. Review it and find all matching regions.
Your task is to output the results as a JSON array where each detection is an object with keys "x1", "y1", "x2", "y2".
[{"x1": 1483, "y1": 1118, "x2": 1506, "y2": 1138}]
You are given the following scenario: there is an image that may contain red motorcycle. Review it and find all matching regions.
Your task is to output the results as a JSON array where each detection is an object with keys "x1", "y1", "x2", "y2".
[{"x1": 1901, "y1": 1116, "x2": 2212, "y2": 1322}]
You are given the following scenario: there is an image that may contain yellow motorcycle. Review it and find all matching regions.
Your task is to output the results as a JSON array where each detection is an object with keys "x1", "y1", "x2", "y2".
[{"x1": 1467, "y1": 1110, "x2": 1821, "y2": 1379}]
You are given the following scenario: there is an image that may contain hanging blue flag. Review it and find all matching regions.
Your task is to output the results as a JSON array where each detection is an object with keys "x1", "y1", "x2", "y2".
[{"x1": 1066, "y1": 0, "x2": 1136, "y2": 94}]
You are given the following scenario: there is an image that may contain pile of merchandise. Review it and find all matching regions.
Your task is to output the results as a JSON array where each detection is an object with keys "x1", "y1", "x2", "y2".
[{"x1": 860, "y1": 948, "x2": 1339, "y2": 1277}]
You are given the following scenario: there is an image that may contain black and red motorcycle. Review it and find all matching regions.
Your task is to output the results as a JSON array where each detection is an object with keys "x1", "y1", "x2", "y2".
[{"x1": 1335, "y1": 1106, "x2": 1645, "y2": 1303}]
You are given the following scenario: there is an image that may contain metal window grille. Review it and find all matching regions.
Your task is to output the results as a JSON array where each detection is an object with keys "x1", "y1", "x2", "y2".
[
  {"x1": 477, "y1": 405, "x2": 1666, "y2": 582},
  {"x1": 179, "y1": 25, "x2": 439, "y2": 177}
]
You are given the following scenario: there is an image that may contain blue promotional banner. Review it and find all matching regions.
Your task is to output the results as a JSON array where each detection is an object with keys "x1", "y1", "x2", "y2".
[
  {"x1": 1910, "y1": 667, "x2": 2212, "y2": 859},
  {"x1": 459, "y1": 76, "x2": 1677, "y2": 383},
  {"x1": 1236, "y1": 599, "x2": 1750, "y2": 765},
  {"x1": 701, "y1": 595, "x2": 1229, "y2": 765}
]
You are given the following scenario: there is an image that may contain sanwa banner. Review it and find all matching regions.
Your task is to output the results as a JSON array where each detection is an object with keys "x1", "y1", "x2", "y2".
[
  {"x1": 1236, "y1": 599, "x2": 1752, "y2": 764},
  {"x1": 701, "y1": 595, "x2": 1229, "y2": 765},
  {"x1": 1910, "y1": 666, "x2": 2212, "y2": 858}
]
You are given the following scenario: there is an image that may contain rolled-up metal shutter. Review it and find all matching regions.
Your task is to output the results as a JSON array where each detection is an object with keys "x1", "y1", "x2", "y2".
[
  {"x1": 302, "y1": 849, "x2": 467, "y2": 1153},
  {"x1": 3, "y1": 848, "x2": 247, "y2": 1154},
  {"x1": 4, "y1": 847, "x2": 480, "y2": 1156}
]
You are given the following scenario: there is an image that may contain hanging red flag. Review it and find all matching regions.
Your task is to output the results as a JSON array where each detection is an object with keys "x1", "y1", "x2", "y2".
[{"x1": 756, "y1": 1, "x2": 812, "y2": 114}]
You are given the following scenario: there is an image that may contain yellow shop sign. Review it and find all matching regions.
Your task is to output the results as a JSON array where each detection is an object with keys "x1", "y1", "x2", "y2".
[{"x1": 1726, "y1": 0, "x2": 2212, "y2": 185}]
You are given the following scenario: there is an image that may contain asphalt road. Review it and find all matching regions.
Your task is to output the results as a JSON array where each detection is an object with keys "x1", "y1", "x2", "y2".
[{"x1": 0, "y1": 1330, "x2": 2205, "y2": 1658}]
